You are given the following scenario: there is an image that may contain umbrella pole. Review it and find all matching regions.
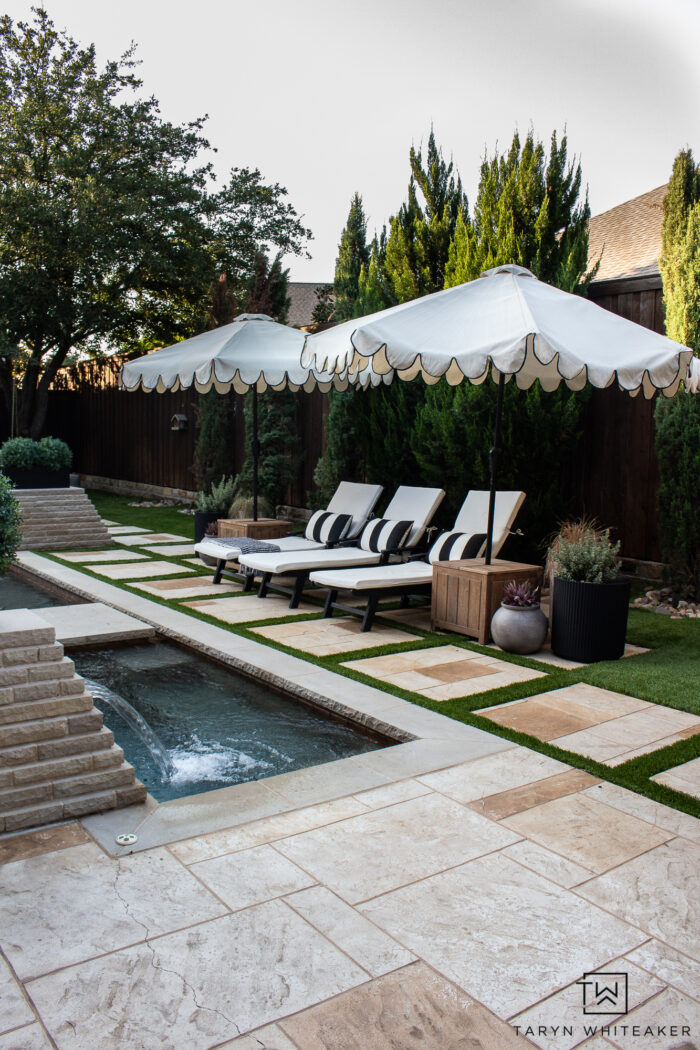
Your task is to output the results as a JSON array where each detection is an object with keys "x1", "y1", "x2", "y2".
[
  {"x1": 252, "y1": 387, "x2": 259, "y2": 522},
  {"x1": 484, "y1": 371, "x2": 506, "y2": 565}
]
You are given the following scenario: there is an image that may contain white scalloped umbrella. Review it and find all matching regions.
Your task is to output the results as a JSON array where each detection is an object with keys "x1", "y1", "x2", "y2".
[
  {"x1": 121, "y1": 313, "x2": 383, "y2": 519},
  {"x1": 302, "y1": 265, "x2": 695, "y2": 560}
]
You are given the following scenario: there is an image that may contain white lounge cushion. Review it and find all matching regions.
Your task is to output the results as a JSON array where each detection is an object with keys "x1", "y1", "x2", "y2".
[
  {"x1": 326, "y1": 481, "x2": 383, "y2": 538},
  {"x1": 195, "y1": 535, "x2": 323, "y2": 562},
  {"x1": 428, "y1": 530, "x2": 486, "y2": 563},
  {"x1": 305, "y1": 510, "x2": 352, "y2": 544},
  {"x1": 358, "y1": 518, "x2": 412, "y2": 553},
  {"x1": 238, "y1": 545, "x2": 387, "y2": 575},
  {"x1": 310, "y1": 560, "x2": 434, "y2": 591},
  {"x1": 383, "y1": 486, "x2": 445, "y2": 547},
  {"x1": 453, "y1": 490, "x2": 525, "y2": 557}
]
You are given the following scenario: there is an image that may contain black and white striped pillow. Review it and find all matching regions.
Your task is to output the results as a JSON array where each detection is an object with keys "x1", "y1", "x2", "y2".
[
  {"x1": 305, "y1": 510, "x2": 352, "y2": 545},
  {"x1": 429, "y1": 531, "x2": 486, "y2": 563},
  {"x1": 359, "y1": 518, "x2": 413, "y2": 553}
]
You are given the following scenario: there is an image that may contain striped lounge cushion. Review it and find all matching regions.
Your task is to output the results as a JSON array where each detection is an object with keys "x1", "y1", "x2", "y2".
[
  {"x1": 429, "y1": 531, "x2": 487, "y2": 563},
  {"x1": 359, "y1": 518, "x2": 413, "y2": 553},
  {"x1": 305, "y1": 510, "x2": 352, "y2": 544}
]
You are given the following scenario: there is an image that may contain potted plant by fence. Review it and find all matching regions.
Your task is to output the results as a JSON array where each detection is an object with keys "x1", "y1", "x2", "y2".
[
  {"x1": 194, "y1": 475, "x2": 236, "y2": 545},
  {"x1": 548, "y1": 520, "x2": 630, "y2": 663},
  {"x1": 0, "y1": 437, "x2": 72, "y2": 488},
  {"x1": 490, "y1": 580, "x2": 548, "y2": 655}
]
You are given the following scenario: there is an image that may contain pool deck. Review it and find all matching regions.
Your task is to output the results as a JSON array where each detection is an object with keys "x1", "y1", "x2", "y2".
[{"x1": 1, "y1": 551, "x2": 698, "y2": 1049}]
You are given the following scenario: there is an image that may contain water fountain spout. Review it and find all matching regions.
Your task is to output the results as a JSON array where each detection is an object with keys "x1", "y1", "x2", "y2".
[{"x1": 84, "y1": 677, "x2": 173, "y2": 781}]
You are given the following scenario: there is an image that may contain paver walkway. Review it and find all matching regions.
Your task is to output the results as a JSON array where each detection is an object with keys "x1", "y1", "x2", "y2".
[{"x1": 1, "y1": 743, "x2": 698, "y2": 1050}]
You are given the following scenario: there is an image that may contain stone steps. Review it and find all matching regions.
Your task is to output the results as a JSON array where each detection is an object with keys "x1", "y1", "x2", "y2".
[
  {"x1": 0, "y1": 610, "x2": 148, "y2": 832},
  {"x1": 14, "y1": 488, "x2": 113, "y2": 550}
]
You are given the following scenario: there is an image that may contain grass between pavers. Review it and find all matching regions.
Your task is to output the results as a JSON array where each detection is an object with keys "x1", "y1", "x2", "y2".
[
  {"x1": 37, "y1": 549, "x2": 700, "y2": 819},
  {"x1": 87, "y1": 490, "x2": 196, "y2": 539}
]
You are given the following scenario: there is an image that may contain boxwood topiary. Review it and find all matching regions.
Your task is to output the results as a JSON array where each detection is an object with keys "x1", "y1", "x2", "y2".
[
  {"x1": 0, "y1": 436, "x2": 73, "y2": 471},
  {"x1": 0, "y1": 473, "x2": 22, "y2": 573}
]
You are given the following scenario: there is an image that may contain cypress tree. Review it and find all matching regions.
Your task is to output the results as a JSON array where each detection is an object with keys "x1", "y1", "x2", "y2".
[
  {"x1": 333, "y1": 194, "x2": 370, "y2": 321},
  {"x1": 655, "y1": 149, "x2": 700, "y2": 595},
  {"x1": 414, "y1": 129, "x2": 592, "y2": 549}
]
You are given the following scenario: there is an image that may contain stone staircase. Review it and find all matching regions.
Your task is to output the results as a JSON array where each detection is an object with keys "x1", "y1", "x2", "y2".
[
  {"x1": 15, "y1": 487, "x2": 113, "y2": 550},
  {"x1": 0, "y1": 610, "x2": 147, "y2": 833}
]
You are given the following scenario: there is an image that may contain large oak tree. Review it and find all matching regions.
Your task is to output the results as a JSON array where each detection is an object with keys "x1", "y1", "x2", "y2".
[{"x1": 0, "y1": 8, "x2": 310, "y2": 436}]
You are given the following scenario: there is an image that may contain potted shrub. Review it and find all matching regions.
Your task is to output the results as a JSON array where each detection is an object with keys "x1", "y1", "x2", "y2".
[
  {"x1": 194, "y1": 475, "x2": 236, "y2": 544},
  {"x1": 0, "y1": 436, "x2": 73, "y2": 488},
  {"x1": 548, "y1": 520, "x2": 630, "y2": 663},
  {"x1": 490, "y1": 580, "x2": 548, "y2": 655},
  {"x1": 0, "y1": 474, "x2": 22, "y2": 572}
]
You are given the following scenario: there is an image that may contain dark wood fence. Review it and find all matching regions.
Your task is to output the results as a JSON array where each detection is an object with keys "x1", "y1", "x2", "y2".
[{"x1": 0, "y1": 279, "x2": 671, "y2": 559}]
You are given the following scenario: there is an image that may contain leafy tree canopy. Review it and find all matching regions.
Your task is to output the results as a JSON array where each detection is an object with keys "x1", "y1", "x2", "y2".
[{"x1": 0, "y1": 8, "x2": 310, "y2": 437}]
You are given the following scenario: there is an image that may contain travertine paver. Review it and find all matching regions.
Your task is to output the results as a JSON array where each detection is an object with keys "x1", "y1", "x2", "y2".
[
  {"x1": 91, "y1": 560, "x2": 188, "y2": 579},
  {"x1": 252, "y1": 616, "x2": 420, "y2": 655},
  {"x1": 114, "y1": 531, "x2": 189, "y2": 545},
  {"x1": 141, "y1": 543, "x2": 196, "y2": 556},
  {"x1": 106, "y1": 525, "x2": 150, "y2": 534},
  {"x1": 279, "y1": 962, "x2": 534, "y2": 1049},
  {"x1": 343, "y1": 643, "x2": 546, "y2": 698},
  {"x1": 55, "y1": 549, "x2": 148, "y2": 563},
  {"x1": 479, "y1": 682, "x2": 700, "y2": 764},
  {"x1": 488, "y1": 640, "x2": 649, "y2": 669},
  {"x1": 652, "y1": 754, "x2": 700, "y2": 798},
  {"x1": 0, "y1": 822, "x2": 88, "y2": 865},
  {"x1": 191, "y1": 844, "x2": 316, "y2": 911},
  {"x1": 187, "y1": 594, "x2": 318, "y2": 624},
  {"x1": 604, "y1": 987, "x2": 699, "y2": 1050},
  {"x1": 358, "y1": 852, "x2": 646, "y2": 1019},
  {"x1": 131, "y1": 575, "x2": 241, "y2": 599}
]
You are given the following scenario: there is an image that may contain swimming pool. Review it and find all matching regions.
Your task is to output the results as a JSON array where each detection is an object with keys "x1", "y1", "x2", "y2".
[
  {"x1": 73, "y1": 642, "x2": 385, "y2": 803},
  {"x1": 0, "y1": 571, "x2": 69, "y2": 611}
]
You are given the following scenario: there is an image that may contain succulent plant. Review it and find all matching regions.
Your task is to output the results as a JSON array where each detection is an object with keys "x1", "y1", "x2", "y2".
[{"x1": 502, "y1": 580, "x2": 540, "y2": 607}]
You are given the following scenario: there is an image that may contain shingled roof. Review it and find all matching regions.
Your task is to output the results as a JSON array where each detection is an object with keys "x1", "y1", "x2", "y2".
[
  {"x1": 588, "y1": 185, "x2": 666, "y2": 285},
  {"x1": 287, "y1": 282, "x2": 332, "y2": 328}
]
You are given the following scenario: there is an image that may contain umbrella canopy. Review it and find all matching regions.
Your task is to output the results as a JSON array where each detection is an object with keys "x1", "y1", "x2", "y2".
[
  {"x1": 302, "y1": 265, "x2": 696, "y2": 561},
  {"x1": 303, "y1": 265, "x2": 694, "y2": 399},
  {"x1": 121, "y1": 313, "x2": 384, "y2": 521},
  {"x1": 121, "y1": 312, "x2": 351, "y2": 394}
]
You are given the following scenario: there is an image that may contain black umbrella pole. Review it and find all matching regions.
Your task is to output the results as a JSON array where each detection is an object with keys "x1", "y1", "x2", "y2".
[
  {"x1": 252, "y1": 388, "x2": 259, "y2": 522},
  {"x1": 484, "y1": 372, "x2": 506, "y2": 565}
]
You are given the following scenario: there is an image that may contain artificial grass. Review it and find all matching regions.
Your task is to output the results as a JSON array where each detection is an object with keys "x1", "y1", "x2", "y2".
[
  {"x1": 87, "y1": 490, "x2": 195, "y2": 539},
  {"x1": 34, "y1": 536, "x2": 700, "y2": 820}
]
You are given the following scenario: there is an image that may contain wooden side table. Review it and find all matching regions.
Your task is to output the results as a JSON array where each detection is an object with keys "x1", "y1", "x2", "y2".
[
  {"x1": 431, "y1": 558, "x2": 543, "y2": 644},
  {"x1": 216, "y1": 518, "x2": 293, "y2": 541}
]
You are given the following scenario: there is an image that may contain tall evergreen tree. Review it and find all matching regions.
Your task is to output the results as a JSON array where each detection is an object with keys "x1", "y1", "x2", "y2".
[
  {"x1": 333, "y1": 194, "x2": 370, "y2": 321},
  {"x1": 656, "y1": 149, "x2": 700, "y2": 594},
  {"x1": 193, "y1": 275, "x2": 238, "y2": 492},
  {"x1": 414, "y1": 129, "x2": 592, "y2": 549}
]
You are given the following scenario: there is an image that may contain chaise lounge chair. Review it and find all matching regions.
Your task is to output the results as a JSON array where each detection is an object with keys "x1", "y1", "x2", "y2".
[
  {"x1": 308, "y1": 489, "x2": 526, "y2": 631},
  {"x1": 194, "y1": 481, "x2": 384, "y2": 585},
  {"x1": 237, "y1": 486, "x2": 446, "y2": 608}
]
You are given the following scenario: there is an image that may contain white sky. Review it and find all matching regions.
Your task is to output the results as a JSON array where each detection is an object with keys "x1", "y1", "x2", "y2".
[{"x1": 5, "y1": 0, "x2": 700, "y2": 281}]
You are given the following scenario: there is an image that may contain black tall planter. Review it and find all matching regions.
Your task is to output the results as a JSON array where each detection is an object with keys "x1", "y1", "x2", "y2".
[
  {"x1": 193, "y1": 511, "x2": 220, "y2": 545},
  {"x1": 551, "y1": 577, "x2": 631, "y2": 663},
  {"x1": 3, "y1": 467, "x2": 69, "y2": 489}
]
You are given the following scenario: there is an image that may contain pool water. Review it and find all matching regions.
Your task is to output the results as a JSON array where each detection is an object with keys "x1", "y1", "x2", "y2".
[
  {"x1": 73, "y1": 642, "x2": 384, "y2": 802},
  {"x1": 0, "y1": 573, "x2": 68, "y2": 611}
]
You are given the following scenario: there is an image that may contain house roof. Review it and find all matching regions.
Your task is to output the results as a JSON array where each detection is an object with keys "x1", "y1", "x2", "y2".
[
  {"x1": 588, "y1": 185, "x2": 666, "y2": 284},
  {"x1": 287, "y1": 282, "x2": 332, "y2": 328}
]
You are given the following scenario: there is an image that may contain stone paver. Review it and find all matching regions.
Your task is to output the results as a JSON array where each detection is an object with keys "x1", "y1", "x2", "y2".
[
  {"x1": 30, "y1": 602, "x2": 155, "y2": 647},
  {"x1": 343, "y1": 643, "x2": 547, "y2": 698},
  {"x1": 141, "y1": 543, "x2": 196, "y2": 557},
  {"x1": 187, "y1": 594, "x2": 318, "y2": 625},
  {"x1": 480, "y1": 682, "x2": 700, "y2": 764},
  {"x1": 253, "y1": 616, "x2": 420, "y2": 654},
  {"x1": 91, "y1": 560, "x2": 188, "y2": 579},
  {"x1": 652, "y1": 754, "x2": 700, "y2": 799},
  {"x1": 56, "y1": 549, "x2": 148, "y2": 563},
  {"x1": 131, "y1": 575, "x2": 241, "y2": 600},
  {"x1": 114, "y1": 531, "x2": 189, "y2": 546},
  {"x1": 488, "y1": 640, "x2": 650, "y2": 669}
]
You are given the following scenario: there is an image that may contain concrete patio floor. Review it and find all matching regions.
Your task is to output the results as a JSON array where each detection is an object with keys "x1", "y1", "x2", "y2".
[{"x1": 2, "y1": 545, "x2": 698, "y2": 1050}]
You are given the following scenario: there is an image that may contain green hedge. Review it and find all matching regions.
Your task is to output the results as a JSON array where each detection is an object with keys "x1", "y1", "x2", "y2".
[{"x1": 0, "y1": 436, "x2": 73, "y2": 471}]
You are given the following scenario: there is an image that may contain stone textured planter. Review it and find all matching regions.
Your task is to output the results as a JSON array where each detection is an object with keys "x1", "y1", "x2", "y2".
[
  {"x1": 490, "y1": 602, "x2": 548, "y2": 655},
  {"x1": 3, "y1": 467, "x2": 69, "y2": 489},
  {"x1": 551, "y1": 577, "x2": 631, "y2": 663}
]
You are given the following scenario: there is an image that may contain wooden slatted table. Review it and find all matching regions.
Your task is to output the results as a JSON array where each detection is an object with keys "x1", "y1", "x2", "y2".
[
  {"x1": 216, "y1": 518, "x2": 293, "y2": 540},
  {"x1": 431, "y1": 558, "x2": 544, "y2": 644}
]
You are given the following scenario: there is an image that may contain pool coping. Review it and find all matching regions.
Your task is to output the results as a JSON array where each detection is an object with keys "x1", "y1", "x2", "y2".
[{"x1": 17, "y1": 551, "x2": 513, "y2": 855}]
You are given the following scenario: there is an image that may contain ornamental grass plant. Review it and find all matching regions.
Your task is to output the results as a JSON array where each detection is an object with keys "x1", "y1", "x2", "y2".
[{"x1": 547, "y1": 519, "x2": 621, "y2": 584}]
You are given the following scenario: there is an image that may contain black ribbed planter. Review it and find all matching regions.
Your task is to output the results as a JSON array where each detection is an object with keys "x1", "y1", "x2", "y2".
[
  {"x1": 3, "y1": 467, "x2": 70, "y2": 489},
  {"x1": 551, "y1": 577, "x2": 631, "y2": 663},
  {"x1": 194, "y1": 511, "x2": 220, "y2": 545}
]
